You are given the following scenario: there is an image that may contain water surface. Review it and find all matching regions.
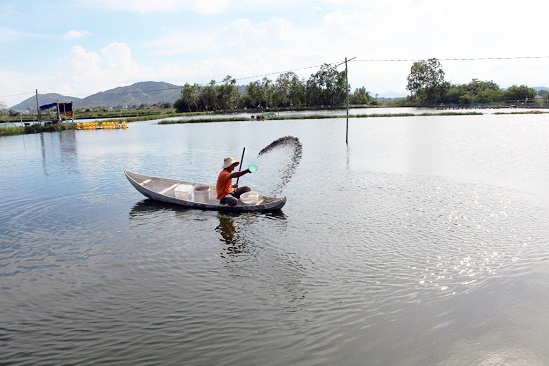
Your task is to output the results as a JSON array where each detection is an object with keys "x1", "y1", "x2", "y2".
[{"x1": 1, "y1": 112, "x2": 549, "y2": 365}]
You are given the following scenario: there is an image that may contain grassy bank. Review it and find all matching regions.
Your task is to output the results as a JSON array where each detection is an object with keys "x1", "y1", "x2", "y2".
[
  {"x1": 493, "y1": 110, "x2": 547, "y2": 115},
  {"x1": 0, "y1": 108, "x2": 197, "y2": 126},
  {"x1": 157, "y1": 111, "x2": 483, "y2": 125},
  {"x1": 0, "y1": 122, "x2": 76, "y2": 137},
  {"x1": 0, "y1": 125, "x2": 25, "y2": 137},
  {"x1": 3, "y1": 109, "x2": 546, "y2": 137}
]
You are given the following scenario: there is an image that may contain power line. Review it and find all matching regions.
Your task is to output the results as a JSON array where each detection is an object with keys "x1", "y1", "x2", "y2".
[
  {"x1": 2, "y1": 55, "x2": 547, "y2": 101},
  {"x1": 0, "y1": 91, "x2": 35, "y2": 99},
  {"x1": 356, "y1": 56, "x2": 549, "y2": 62},
  {"x1": 233, "y1": 63, "x2": 329, "y2": 83}
]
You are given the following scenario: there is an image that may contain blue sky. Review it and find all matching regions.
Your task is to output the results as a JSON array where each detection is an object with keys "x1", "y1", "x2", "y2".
[{"x1": 1, "y1": 0, "x2": 548, "y2": 107}]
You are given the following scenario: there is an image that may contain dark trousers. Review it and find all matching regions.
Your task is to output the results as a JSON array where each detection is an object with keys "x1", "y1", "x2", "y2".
[{"x1": 220, "y1": 186, "x2": 250, "y2": 206}]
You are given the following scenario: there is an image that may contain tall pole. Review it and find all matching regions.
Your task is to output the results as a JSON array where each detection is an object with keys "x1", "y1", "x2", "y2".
[
  {"x1": 35, "y1": 89, "x2": 41, "y2": 123},
  {"x1": 236, "y1": 147, "x2": 246, "y2": 185},
  {"x1": 345, "y1": 57, "x2": 349, "y2": 145}
]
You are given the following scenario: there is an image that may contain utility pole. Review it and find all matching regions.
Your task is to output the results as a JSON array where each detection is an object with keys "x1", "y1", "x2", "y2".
[
  {"x1": 345, "y1": 57, "x2": 356, "y2": 145},
  {"x1": 345, "y1": 57, "x2": 349, "y2": 144},
  {"x1": 35, "y1": 89, "x2": 41, "y2": 123}
]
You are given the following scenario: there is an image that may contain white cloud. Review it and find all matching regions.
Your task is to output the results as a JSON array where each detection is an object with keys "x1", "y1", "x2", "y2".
[
  {"x1": 0, "y1": 69, "x2": 40, "y2": 107},
  {"x1": 86, "y1": 0, "x2": 181, "y2": 13},
  {"x1": 192, "y1": 0, "x2": 230, "y2": 15},
  {"x1": 0, "y1": 26, "x2": 50, "y2": 42},
  {"x1": 82, "y1": 0, "x2": 311, "y2": 14},
  {"x1": 52, "y1": 43, "x2": 156, "y2": 96},
  {"x1": 62, "y1": 30, "x2": 92, "y2": 40},
  {"x1": 3, "y1": 0, "x2": 548, "y2": 105},
  {"x1": 101, "y1": 42, "x2": 137, "y2": 69},
  {"x1": 85, "y1": 0, "x2": 231, "y2": 14}
]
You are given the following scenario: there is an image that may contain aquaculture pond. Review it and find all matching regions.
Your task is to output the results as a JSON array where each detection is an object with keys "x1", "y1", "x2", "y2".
[{"x1": 1, "y1": 110, "x2": 549, "y2": 365}]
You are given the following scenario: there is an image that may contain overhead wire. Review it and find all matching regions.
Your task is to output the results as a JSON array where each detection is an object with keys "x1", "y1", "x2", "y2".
[
  {"x1": 355, "y1": 56, "x2": 549, "y2": 62},
  {"x1": 1, "y1": 55, "x2": 547, "y2": 101}
]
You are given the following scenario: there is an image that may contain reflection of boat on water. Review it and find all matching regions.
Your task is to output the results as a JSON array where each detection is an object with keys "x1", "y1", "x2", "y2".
[
  {"x1": 129, "y1": 199, "x2": 288, "y2": 219},
  {"x1": 125, "y1": 171, "x2": 286, "y2": 212},
  {"x1": 129, "y1": 199, "x2": 288, "y2": 257},
  {"x1": 129, "y1": 199, "x2": 181, "y2": 217}
]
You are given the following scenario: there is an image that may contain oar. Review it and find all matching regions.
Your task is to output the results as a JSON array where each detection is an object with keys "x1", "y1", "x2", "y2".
[{"x1": 236, "y1": 147, "x2": 245, "y2": 185}]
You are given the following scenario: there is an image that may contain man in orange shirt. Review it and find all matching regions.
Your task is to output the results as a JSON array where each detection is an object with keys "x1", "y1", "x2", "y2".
[{"x1": 216, "y1": 156, "x2": 252, "y2": 206}]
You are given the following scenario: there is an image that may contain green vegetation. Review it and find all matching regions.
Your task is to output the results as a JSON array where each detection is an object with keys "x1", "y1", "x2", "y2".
[
  {"x1": 73, "y1": 106, "x2": 178, "y2": 120},
  {"x1": 23, "y1": 122, "x2": 75, "y2": 134},
  {"x1": 0, "y1": 122, "x2": 76, "y2": 136},
  {"x1": 406, "y1": 58, "x2": 544, "y2": 107},
  {"x1": 493, "y1": 110, "x2": 546, "y2": 115},
  {"x1": 158, "y1": 111, "x2": 483, "y2": 125},
  {"x1": 406, "y1": 58, "x2": 446, "y2": 105},
  {"x1": 0, "y1": 125, "x2": 25, "y2": 137},
  {"x1": 2, "y1": 59, "x2": 548, "y2": 138},
  {"x1": 0, "y1": 107, "x2": 194, "y2": 126},
  {"x1": 174, "y1": 64, "x2": 358, "y2": 113},
  {"x1": 171, "y1": 60, "x2": 548, "y2": 112}
]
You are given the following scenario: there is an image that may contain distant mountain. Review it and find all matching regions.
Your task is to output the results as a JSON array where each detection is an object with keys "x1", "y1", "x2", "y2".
[
  {"x1": 376, "y1": 91, "x2": 408, "y2": 99},
  {"x1": 10, "y1": 81, "x2": 183, "y2": 110},
  {"x1": 80, "y1": 81, "x2": 182, "y2": 109},
  {"x1": 11, "y1": 82, "x2": 545, "y2": 110},
  {"x1": 11, "y1": 93, "x2": 82, "y2": 111}
]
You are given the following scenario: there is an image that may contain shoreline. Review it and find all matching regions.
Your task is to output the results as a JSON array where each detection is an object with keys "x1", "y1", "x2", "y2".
[
  {"x1": 157, "y1": 110, "x2": 547, "y2": 125},
  {"x1": 1, "y1": 109, "x2": 547, "y2": 137}
]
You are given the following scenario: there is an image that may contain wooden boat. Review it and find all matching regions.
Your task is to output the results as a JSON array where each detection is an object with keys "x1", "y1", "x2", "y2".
[{"x1": 124, "y1": 171, "x2": 286, "y2": 212}]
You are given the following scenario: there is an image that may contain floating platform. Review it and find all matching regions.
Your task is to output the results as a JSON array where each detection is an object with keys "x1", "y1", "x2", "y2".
[{"x1": 76, "y1": 121, "x2": 128, "y2": 130}]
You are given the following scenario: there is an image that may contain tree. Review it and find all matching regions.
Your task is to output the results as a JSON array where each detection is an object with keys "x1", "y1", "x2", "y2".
[
  {"x1": 349, "y1": 87, "x2": 371, "y2": 105},
  {"x1": 171, "y1": 64, "x2": 371, "y2": 112},
  {"x1": 259, "y1": 77, "x2": 274, "y2": 108},
  {"x1": 271, "y1": 72, "x2": 307, "y2": 108},
  {"x1": 201, "y1": 80, "x2": 218, "y2": 111},
  {"x1": 306, "y1": 63, "x2": 346, "y2": 107},
  {"x1": 443, "y1": 79, "x2": 503, "y2": 105},
  {"x1": 406, "y1": 58, "x2": 446, "y2": 105},
  {"x1": 175, "y1": 83, "x2": 199, "y2": 112},
  {"x1": 217, "y1": 75, "x2": 239, "y2": 111},
  {"x1": 240, "y1": 78, "x2": 274, "y2": 109},
  {"x1": 175, "y1": 83, "x2": 202, "y2": 112},
  {"x1": 503, "y1": 85, "x2": 537, "y2": 103},
  {"x1": 241, "y1": 80, "x2": 263, "y2": 109},
  {"x1": 273, "y1": 72, "x2": 292, "y2": 107}
]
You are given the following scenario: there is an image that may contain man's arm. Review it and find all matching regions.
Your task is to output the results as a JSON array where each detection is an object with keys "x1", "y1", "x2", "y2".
[{"x1": 230, "y1": 169, "x2": 251, "y2": 179}]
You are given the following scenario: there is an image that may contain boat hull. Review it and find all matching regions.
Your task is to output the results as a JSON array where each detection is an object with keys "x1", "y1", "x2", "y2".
[{"x1": 125, "y1": 171, "x2": 286, "y2": 212}]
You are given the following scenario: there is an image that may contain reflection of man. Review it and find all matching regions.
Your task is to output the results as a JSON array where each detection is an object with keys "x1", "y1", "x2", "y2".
[
  {"x1": 216, "y1": 156, "x2": 251, "y2": 206},
  {"x1": 216, "y1": 215, "x2": 237, "y2": 245}
]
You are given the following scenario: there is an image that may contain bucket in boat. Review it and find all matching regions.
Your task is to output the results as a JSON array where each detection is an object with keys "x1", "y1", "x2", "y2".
[
  {"x1": 194, "y1": 185, "x2": 210, "y2": 203},
  {"x1": 174, "y1": 184, "x2": 193, "y2": 200},
  {"x1": 240, "y1": 191, "x2": 259, "y2": 205}
]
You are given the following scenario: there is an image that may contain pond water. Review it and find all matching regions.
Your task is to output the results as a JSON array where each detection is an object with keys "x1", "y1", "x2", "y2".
[{"x1": 1, "y1": 111, "x2": 549, "y2": 365}]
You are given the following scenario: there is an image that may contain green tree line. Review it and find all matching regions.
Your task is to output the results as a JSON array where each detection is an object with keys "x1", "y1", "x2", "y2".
[
  {"x1": 406, "y1": 58, "x2": 548, "y2": 106},
  {"x1": 174, "y1": 64, "x2": 372, "y2": 113},
  {"x1": 3, "y1": 60, "x2": 547, "y2": 117},
  {"x1": 173, "y1": 59, "x2": 548, "y2": 112}
]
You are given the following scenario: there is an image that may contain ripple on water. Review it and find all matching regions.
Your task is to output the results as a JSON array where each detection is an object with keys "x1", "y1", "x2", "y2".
[
  {"x1": 2, "y1": 165, "x2": 548, "y2": 364},
  {"x1": 291, "y1": 172, "x2": 544, "y2": 313}
]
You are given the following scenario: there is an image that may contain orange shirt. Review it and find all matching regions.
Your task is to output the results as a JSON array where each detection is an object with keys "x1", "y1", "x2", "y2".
[{"x1": 216, "y1": 169, "x2": 234, "y2": 200}]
